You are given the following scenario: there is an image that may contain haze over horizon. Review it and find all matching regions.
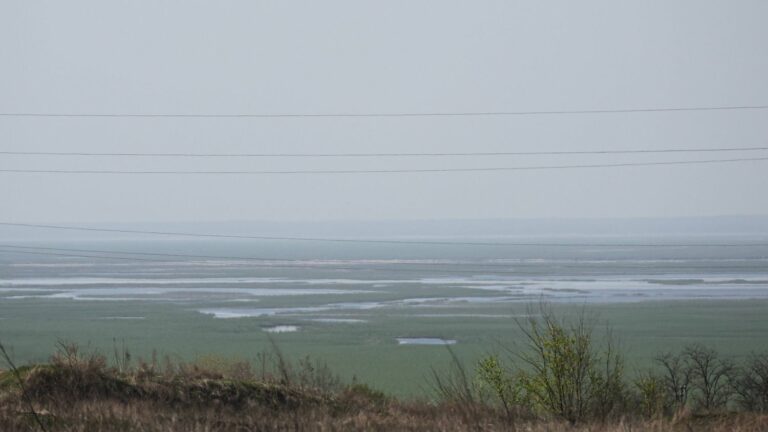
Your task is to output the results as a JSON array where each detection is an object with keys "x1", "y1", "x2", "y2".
[
  {"x1": 2, "y1": 1, "x2": 767, "y2": 224},
  {"x1": 2, "y1": 216, "x2": 768, "y2": 244}
]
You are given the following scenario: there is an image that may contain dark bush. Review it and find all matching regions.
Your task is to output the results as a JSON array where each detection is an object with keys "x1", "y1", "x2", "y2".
[
  {"x1": 684, "y1": 344, "x2": 735, "y2": 411},
  {"x1": 734, "y1": 352, "x2": 768, "y2": 412},
  {"x1": 655, "y1": 350, "x2": 692, "y2": 411}
]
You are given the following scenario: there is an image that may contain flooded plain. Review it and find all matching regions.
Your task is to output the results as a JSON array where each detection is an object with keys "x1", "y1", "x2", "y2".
[{"x1": 1, "y1": 238, "x2": 767, "y2": 394}]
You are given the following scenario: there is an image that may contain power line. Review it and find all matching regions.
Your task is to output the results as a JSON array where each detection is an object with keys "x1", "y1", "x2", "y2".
[
  {"x1": 2, "y1": 146, "x2": 768, "y2": 158},
  {"x1": 0, "y1": 248, "x2": 499, "y2": 275},
  {"x1": 0, "y1": 245, "x2": 598, "y2": 275},
  {"x1": 0, "y1": 245, "x2": 763, "y2": 273},
  {"x1": 1, "y1": 156, "x2": 767, "y2": 175},
  {"x1": 1, "y1": 222, "x2": 766, "y2": 248},
  {"x1": 0, "y1": 244, "x2": 520, "y2": 274},
  {"x1": 0, "y1": 105, "x2": 767, "y2": 119},
  {"x1": 2, "y1": 244, "x2": 762, "y2": 269},
  {"x1": 0, "y1": 248, "x2": 162, "y2": 262},
  {"x1": 0, "y1": 244, "x2": 296, "y2": 264},
  {"x1": 0, "y1": 244, "x2": 512, "y2": 269}
]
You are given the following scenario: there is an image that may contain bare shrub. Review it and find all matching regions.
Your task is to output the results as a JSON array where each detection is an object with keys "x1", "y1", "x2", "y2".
[
  {"x1": 267, "y1": 338, "x2": 293, "y2": 386},
  {"x1": 684, "y1": 344, "x2": 735, "y2": 412},
  {"x1": 50, "y1": 340, "x2": 107, "y2": 374},
  {"x1": 112, "y1": 338, "x2": 131, "y2": 374},
  {"x1": 295, "y1": 355, "x2": 341, "y2": 393},
  {"x1": 588, "y1": 326, "x2": 627, "y2": 421},
  {"x1": 655, "y1": 350, "x2": 691, "y2": 411},
  {"x1": 734, "y1": 352, "x2": 768, "y2": 412},
  {"x1": 429, "y1": 347, "x2": 486, "y2": 431}
]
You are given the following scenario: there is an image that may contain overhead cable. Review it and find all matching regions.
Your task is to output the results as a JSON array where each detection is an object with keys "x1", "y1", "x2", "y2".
[
  {"x1": 1, "y1": 104, "x2": 767, "y2": 119},
  {"x1": 2, "y1": 146, "x2": 768, "y2": 158},
  {"x1": 1, "y1": 222, "x2": 766, "y2": 247},
  {"x1": 1, "y1": 156, "x2": 768, "y2": 175}
]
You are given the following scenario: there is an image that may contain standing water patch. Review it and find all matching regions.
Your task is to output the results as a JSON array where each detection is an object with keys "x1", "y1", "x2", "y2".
[
  {"x1": 396, "y1": 338, "x2": 456, "y2": 346},
  {"x1": 264, "y1": 325, "x2": 299, "y2": 333}
]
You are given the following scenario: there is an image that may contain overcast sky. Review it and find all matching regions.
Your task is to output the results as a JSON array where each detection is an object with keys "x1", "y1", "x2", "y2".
[{"x1": 1, "y1": 1, "x2": 767, "y2": 223}]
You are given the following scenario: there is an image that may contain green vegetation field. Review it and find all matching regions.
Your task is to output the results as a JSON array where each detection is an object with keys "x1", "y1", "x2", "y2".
[{"x1": 2, "y1": 297, "x2": 767, "y2": 397}]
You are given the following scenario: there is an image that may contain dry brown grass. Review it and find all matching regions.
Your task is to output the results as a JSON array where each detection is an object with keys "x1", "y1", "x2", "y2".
[
  {"x1": 2, "y1": 342, "x2": 768, "y2": 431},
  {"x1": 1, "y1": 397, "x2": 768, "y2": 432},
  {"x1": 2, "y1": 362, "x2": 768, "y2": 432}
]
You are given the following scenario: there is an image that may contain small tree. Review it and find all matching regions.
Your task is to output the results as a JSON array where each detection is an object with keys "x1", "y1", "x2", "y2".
[
  {"x1": 733, "y1": 352, "x2": 768, "y2": 412},
  {"x1": 588, "y1": 327, "x2": 626, "y2": 421},
  {"x1": 513, "y1": 304, "x2": 625, "y2": 423},
  {"x1": 633, "y1": 371, "x2": 669, "y2": 418},
  {"x1": 655, "y1": 351, "x2": 691, "y2": 410},
  {"x1": 475, "y1": 354, "x2": 521, "y2": 421},
  {"x1": 684, "y1": 344, "x2": 735, "y2": 411}
]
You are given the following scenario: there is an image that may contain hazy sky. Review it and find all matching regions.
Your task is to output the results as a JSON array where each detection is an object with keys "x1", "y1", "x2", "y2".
[{"x1": 1, "y1": 1, "x2": 767, "y2": 223}]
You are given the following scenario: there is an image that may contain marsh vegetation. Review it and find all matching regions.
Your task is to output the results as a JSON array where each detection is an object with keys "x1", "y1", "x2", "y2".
[{"x1": 2, "y1": 307, "x2": 767, "y2": 431}]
